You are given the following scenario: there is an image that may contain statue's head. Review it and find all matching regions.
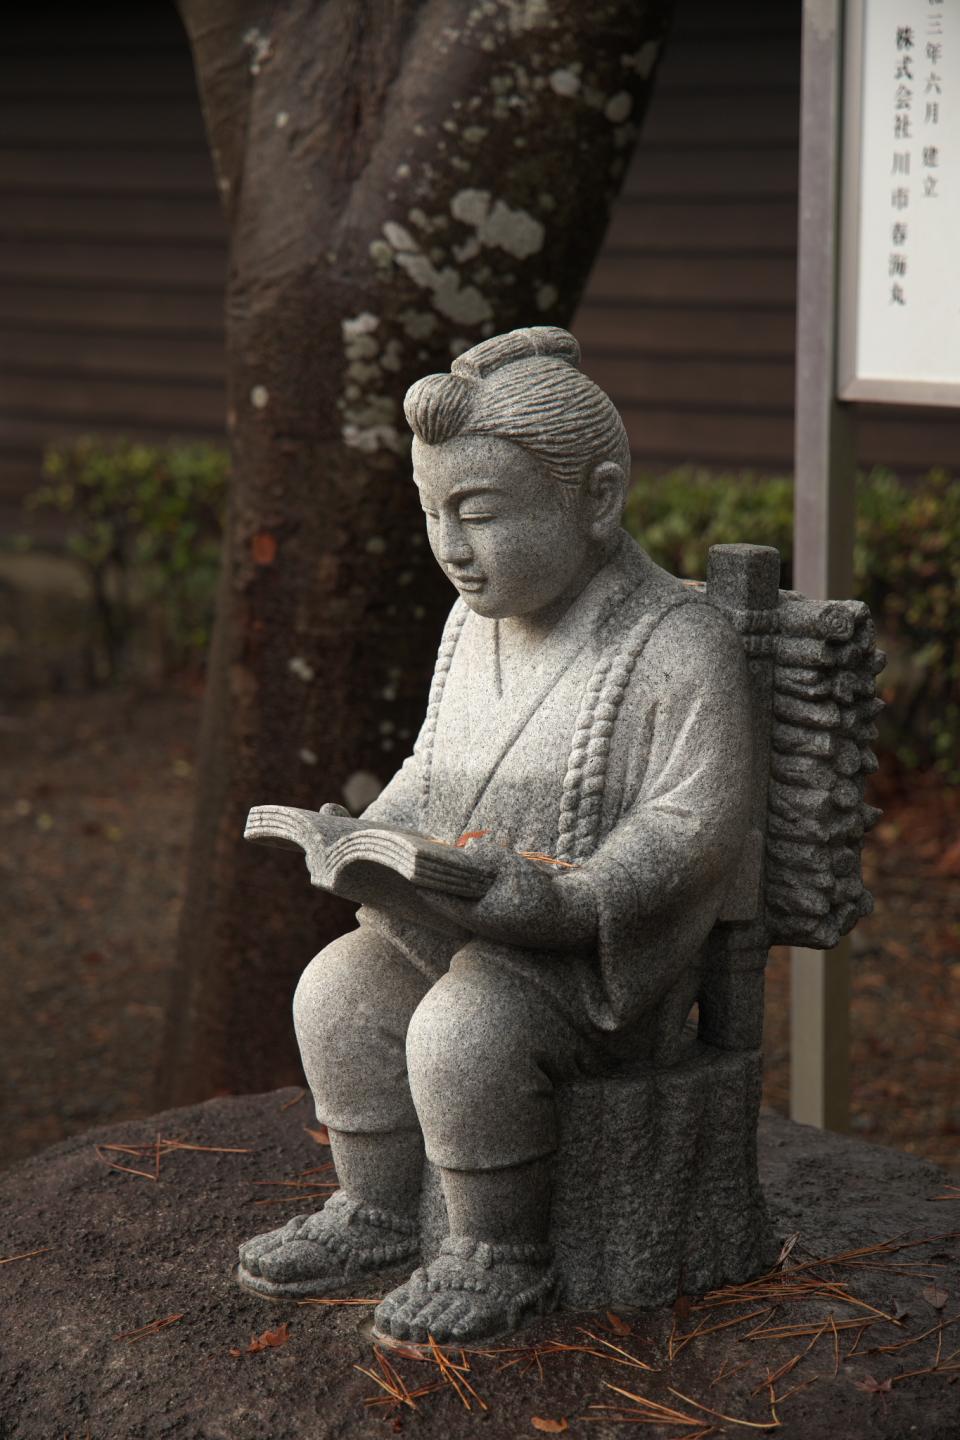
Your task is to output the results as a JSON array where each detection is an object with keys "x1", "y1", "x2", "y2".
[{"x1": 404, "y1": 327, "x2": 630, "y2": 620}]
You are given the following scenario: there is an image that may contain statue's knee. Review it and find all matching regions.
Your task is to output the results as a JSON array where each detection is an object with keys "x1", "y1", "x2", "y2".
[
  {"x1": 406, "y1": 983, "x2": 463, "y2": 1092},
  {"x1": 406, "y1": 973, "x2": 519, "y2": 1093},
  {"x1": 292, "y1": 932, "x2": 374, "y2": 1050}
]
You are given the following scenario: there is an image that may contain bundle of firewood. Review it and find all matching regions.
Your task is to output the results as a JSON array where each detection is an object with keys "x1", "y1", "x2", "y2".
[{"x1": 764, "y1": 597, "x2": 885, "y2": 950}]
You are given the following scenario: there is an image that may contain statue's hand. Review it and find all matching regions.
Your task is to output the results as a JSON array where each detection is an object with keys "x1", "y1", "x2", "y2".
[
  {"x1": 319, "y1": 802, "x2": 351, "y2": 817},
  {"x1": 416, "y1": 838, "x2": 597, "y2": 951}
]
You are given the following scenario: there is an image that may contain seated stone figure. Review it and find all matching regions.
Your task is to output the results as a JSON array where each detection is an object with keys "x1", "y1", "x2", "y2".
[{"x1": 235, "y1": 326, "x2": 839, "y2": 1344}]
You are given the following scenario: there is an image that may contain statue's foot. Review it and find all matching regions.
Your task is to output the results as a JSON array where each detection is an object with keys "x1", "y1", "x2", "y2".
[
  {"x1": 237, "y1": 1190, "x2": 420, "y2": 1299},
  {"x1": 373, "y1": 1236, "x2": 560, "y2": 1344}
]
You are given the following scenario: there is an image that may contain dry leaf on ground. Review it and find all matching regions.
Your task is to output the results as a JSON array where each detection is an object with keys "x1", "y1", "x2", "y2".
[
  {"x1": 606, "y1": 1311, "x2": 631, "y2": 1337},
  {"x1": 531, "y1": 1418, "x2": 569, "y2": 1434},
  {"x1": 230, "y1": 1322, "x2": 291, "y2": 1356},
  {"x1": 304, "y1": 1124, "x2": 331, "y2": 1145},
  {"x1": 922, "y1": 1286, "x2": 949, "y2": 1310},
  {"x1": 853, "y1": 1374, "x2": 892, "y2": 1394}
]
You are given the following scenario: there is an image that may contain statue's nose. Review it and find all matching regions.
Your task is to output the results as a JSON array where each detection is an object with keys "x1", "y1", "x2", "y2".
[{"x1": 440, "y1": 535, "x2": 474, "y2": 565}]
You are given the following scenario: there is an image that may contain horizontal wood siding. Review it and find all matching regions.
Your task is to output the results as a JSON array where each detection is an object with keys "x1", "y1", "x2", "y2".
[
  {"x1": 2, "y1": 0, "x2": 958, "y2": 532},
  {"x1": 576, "y1": 0, "x2": 960, "y2": 476},
  {"x1": 0, "y1": 2, "x2": 226, "y2": 523}
]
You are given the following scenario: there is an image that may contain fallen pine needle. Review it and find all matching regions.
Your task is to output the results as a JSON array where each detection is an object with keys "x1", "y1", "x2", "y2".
[
  {"x1": 774, "y1": 1374, "x2": 821, "y2": 1405},
  {"x1": 94, "y1": 1146, "x2": 158, "y2": 1181},
  {"x1": 674, "y1": 1307, "x2": 772, "y2": 1357},
  {"x1": 813, "y1": 1281, "x2": 903, "y2": 1326},
  {"x1": 356, "y1": 1346, "x2": 443, "y2": 1411},
  {"x1": 592, "y1": 1384, "x2": 713, "y2": 1428},
  {"x1": 743, "y1": 1316, "x2": 877, "y2": 1344},
  {"x1": 114, "y1": 1313, "x2": 184, "y2": 1343},
  {"x1": 750, "y1": 1351, "x2": 804, "y2": 1399},
  {"x1": 889, "y1": 1350, "x2": 960, "y2": 1385},
  {"x1": 356, "y1": 1342, "x2": 477, "y2": 1414},
  {"x1": 158, "y1": 1139, "x2": 253, "y2": 1154},
  {"x1": 871, "y1": 1315, "x2": 960, "y2": 1355},
  {"x1": 710, "y1": 1357, "x2": 752, "y2": 1389},
  {"x1": 94, "y1": 1135, "x2": 253, "y2": 1181},
  {"x1": 252, "y1": 1178, "x2": 337, "y2": 1189},
  {"x1": 599, "y1": 1380, "x2": 782, "y2": 1431},
  {"x1": 665, "y1": 1385, "x2": 780, "y2": 1431},
  {"x1": 297, "y1": 1297, "x2": 379, "y2": 1308},
  {"x1": 428, "y1": 1334, "x2": 488, "y2": 1411},
  {"x1": 278, "y1": 1088, "x2": 307, "y2": 1111},
  {"x1": 842, "y1": 1322, "x2": 875, "y2": 1361},
  {"x1": 518, "y1": 850, "x2": 578, "y2": 868},
  {"x1": 0, "y1": 1247, "x2": 51, "y2": 1266},
  {"x1": 253, "y1": 1191, "x2": 335, "y2": 1206},
  {"x1": 574, "y1": 1329, "x2": 656, "y2": 1371}
]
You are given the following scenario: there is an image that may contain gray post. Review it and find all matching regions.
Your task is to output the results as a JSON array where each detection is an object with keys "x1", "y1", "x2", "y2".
[{"x1": 791, "y1": 0, "x2": 857, "y2": 1132}]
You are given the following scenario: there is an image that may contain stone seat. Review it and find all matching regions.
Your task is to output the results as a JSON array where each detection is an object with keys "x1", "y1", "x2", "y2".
[{"x1": 420, "y1": 1039, "x2": 774, "y2": 1309}]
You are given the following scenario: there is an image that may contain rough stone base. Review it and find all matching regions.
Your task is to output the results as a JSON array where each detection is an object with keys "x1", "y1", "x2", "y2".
[
  {"x1": 421, "y1": 1044, "x2": 775, "y2": 1308},
  {"x1": 0, "y1": 1090, "x2": 957, "y2": 1440}
]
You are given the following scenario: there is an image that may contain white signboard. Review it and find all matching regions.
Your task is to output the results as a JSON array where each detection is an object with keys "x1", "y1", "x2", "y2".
[{"x1": 839, "y1": 0, "x2": 960, "y2": 405}]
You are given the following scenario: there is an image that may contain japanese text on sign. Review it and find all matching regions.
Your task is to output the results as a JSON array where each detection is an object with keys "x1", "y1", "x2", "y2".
[{"x1": 840, "y1": 0, "x2": 959, "y2": 404}]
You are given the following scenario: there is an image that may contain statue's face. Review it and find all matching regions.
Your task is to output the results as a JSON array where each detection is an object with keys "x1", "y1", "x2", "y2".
[{"x1": 414, "y1": 434, "x2": 600, "y2": 621}]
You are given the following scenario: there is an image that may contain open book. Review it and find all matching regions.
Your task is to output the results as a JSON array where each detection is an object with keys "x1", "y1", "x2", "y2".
[{"x1": 244, "y1": 805, "x2": 497, "y2": 901}]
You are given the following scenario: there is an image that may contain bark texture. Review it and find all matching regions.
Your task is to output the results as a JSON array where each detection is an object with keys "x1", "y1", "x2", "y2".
[{"x1": 160, "y1": 0, "x2": 675, "y2": 1104}]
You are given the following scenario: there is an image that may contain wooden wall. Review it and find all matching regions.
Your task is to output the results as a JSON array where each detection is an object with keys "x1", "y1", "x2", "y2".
[
  {"x1": 0, "y1": 5, "x2": 226, "y2": 521},
  {"x1": 2, "y1": 1, "x2": 958, "y2": 531}
]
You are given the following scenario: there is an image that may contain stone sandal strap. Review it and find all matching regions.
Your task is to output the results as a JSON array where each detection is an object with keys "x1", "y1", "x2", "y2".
[
  {"x1": 438, "y1": 1235, "x2": 554, "y2": 1268},
  {"x1": 322, "y1": 1190, "x2": 420, "y2": 1236}
]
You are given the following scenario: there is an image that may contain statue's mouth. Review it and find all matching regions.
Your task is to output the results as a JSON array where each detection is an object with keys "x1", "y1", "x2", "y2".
[{"x1": 449, "y1": 574, "x2": 486, "y2": 592}]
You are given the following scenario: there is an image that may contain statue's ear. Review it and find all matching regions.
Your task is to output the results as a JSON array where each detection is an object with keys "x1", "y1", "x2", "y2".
[{"x1": 587, "y1": 461, "x2": 627, "y2": 538}]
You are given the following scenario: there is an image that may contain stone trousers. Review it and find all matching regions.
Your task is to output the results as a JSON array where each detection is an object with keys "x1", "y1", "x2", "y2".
[{"x1": 292, "y1": 926, "x2": 608, "y2": 1172}]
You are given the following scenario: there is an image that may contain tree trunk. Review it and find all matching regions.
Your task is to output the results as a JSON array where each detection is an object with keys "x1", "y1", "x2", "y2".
[{"x1": 159, "y1": 0, "x2": 674, "y2": 1105}]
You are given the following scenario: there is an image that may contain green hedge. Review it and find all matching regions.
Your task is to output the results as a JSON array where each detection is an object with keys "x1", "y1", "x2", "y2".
[
  {"x1": 625, "y1": 465, "x2": 959, "y2": 779},
  {"x1": 21, "y1": 442, "x2": 959, "y2": 775},
  {"x1": 26, "y1": 437, "x2": 228, "y2": 678}
]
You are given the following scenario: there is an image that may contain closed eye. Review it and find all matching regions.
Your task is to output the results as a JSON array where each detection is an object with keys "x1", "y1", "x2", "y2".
[{"x1": 460, "y1": 512, "x2": 495, "y2": 523}]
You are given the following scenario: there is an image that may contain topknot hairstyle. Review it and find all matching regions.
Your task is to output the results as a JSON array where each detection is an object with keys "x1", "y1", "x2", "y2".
[{"x1": 403, "y1": 326, "x2": 630, "y2": 491}]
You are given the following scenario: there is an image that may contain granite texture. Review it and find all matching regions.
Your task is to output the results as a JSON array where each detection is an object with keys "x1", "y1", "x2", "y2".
[
  {"x1": 419, "y1": 1042, "x2": 775, "y2": 1310},
  {"x1": 237, "y1": 327, "x2": 880, "y2": 1343}
]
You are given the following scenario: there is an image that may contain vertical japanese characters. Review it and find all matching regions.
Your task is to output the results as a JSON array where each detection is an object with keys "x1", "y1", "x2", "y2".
[{"x1": 890, "y1": 1, "x2": 945, "y2": 307}]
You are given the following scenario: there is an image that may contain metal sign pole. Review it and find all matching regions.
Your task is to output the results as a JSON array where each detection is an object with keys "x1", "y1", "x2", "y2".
[{"x1": 791, "y1": 0, "x2": 857, "y2": 1131}]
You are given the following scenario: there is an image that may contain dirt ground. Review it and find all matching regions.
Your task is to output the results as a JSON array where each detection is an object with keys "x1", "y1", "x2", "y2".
[
  {"x1": 2, "y1": 1093, "x2": 957, "y2": 1440},
  {"x1": 1, "y1": 687, "x2": 958, "y2": 1177}
]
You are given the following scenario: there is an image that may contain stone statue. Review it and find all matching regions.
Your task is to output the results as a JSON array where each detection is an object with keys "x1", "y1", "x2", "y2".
[{"x1": 236, "y1": 327, "x2": 882, "y2": 1345}]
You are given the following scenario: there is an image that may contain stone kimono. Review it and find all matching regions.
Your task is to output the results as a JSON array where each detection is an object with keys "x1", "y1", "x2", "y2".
[{"x1": 294, "y1": 529, "x2": 753, "y2": 1177}]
